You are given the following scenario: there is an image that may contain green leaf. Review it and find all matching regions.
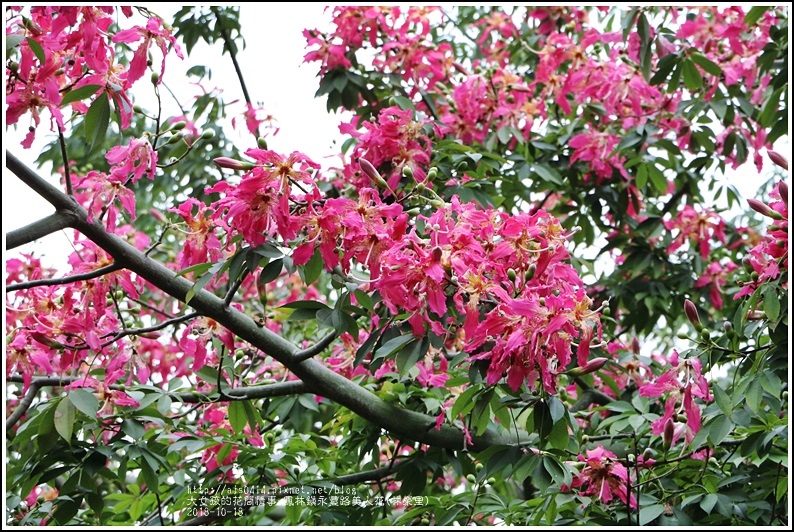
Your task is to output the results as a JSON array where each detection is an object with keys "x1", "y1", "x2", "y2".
[
  {"x1": 52, "y1": 497, "x2": 80, "y2": 525},
  {"x1": 395, "y1": 338, "x2": 427, "y2": 377},
  {"x1": 174, "y1": 261, "x2": 213, "y2": 278},
  {"x1": 707, "y1": 414, "x2": 734, "y2": 446},
  {"x1": 763, "y1": 288, "x2": 781, "y2": 321},
  {"x1": 711, "y1": 383, "x2": 733, "y2": 418},
  {"x1": 25, "y1": 37, "x2": 45, "y2": 64},
  {"x1": 84, "y1": 93, "x2": 110, "y2": 153},
  {"x1": 373, "y1": 333, "x2": 415, "y2": 361},
  {"x1": 122, "y1": 419, "x2": 145, "y2": 440},
  {"x1": 534, "y1": 163, "x2": 563, "y2": 185},
  {"x1": 637, "y1": 13, "x2": 652, "y2": 80},
  {"x1": 548, "y1": 418, "x2": 570, "y2": 450},
  {"x1": 690, "y1": 53, "x2": 722, "y2": 76},
  {"x1": 60, "y1": 84, "x2": 102, "y2": 107},
  {"x1": 196, "y1": 365, "x2": 221, "y2": 384},
  {"x1": 534, "y1": 400, "x2": 553, "y2": 442},
  {"x1": 650, "y1": 53, "x2": 679, "y2": 86},
  {"x1": 639, "y1": 503, "x2": 666, "y2": 525},
  {"x1": 139, "y1": 458, "x2": 159, "y2": 493},
  {"x1": 547, "y1": 396, "x2": 565, "y2": 424},
  {"x1": 744, "y1": 6, "x2": 770, "y2": 27},
  {"x1": 759, "y1": 86, "x2": 784, "y2": 128},
  {"x1": 745, "y1": 378, "x2": 764, "y2": 414},
  {"x1": 54, "y1": 397, "x2": 76, "y2": 442},
  {"x1": 681, "y1": 58, "x2": 703, "y2": 91},
  {"x1": 541, "y1": 455, "x2": 569, "y2": 486},
  {"x1": 6, "y1": 33, "x2": 24, "y2": 55},
  {"x1": 301, "y1": 247, "x2": 324, "y2": 286},
  {"x1": 259, "y1": 257, "x2": 283, "y2": 285},
  {"x1": 228, "y1": 401, "x2": 247, "y2": 434},
  {"x1": 68, "y1": 388, "x2": 99, "y2": 417},
  {"x1": 700, "y1": 493, "x2": 718, "y2": 514},
  {"x1": 452, "y1": 385, "x2": 482, "y2": 418}
]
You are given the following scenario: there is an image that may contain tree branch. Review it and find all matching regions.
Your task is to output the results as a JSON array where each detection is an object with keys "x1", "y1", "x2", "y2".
[
  {"x1": 7, "y1": 150, "x2": 525, "y2": 452},
  {"x1": 5, "y1": 211, "x2": 74, "y2": 250},
  {"x1": 7, "y1": 263, "x2": 122, "y2": 292},
  {"x1": 294, "y1": 331, "x2": 338, "y2": 362},
  {"x1": 6, "y1": 381, "x2": 43, "y2": 433},
  {"x1": 5, "y1": 374, "x2": 308, "y2": 404}
]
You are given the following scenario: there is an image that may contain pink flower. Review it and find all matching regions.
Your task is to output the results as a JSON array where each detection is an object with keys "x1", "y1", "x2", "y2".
[
  {"x1": 566, "y1": 445, "x2": 637, "y2": 508},
  {"x1": 640, "y1": 350, "x2": 712, "y2": 445},
  {"x1": 112, "y1": 16, "x2": 183, "y2": 88}
]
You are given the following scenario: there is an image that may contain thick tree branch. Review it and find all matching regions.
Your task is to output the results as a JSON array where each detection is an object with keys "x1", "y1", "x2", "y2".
[
  {"x1": 5, "y1": 211, "x2": 74, "y2": 250},
  {"x1": 7, "y1": 150, "x2": 525, "y2": 452},
  {"x1": 7, "y1": 263, "x2": 122, "y2": 292}
]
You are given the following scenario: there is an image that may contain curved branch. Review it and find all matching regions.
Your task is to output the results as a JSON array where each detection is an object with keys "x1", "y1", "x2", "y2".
[
  {"x1": 6, "y1": 381, "x2": 43, "y2": 433},
  {"x1": 5, "y1": 211, "x2": 74, "y2": 250},
  {"x1": 7, "y1": 263, "x2": 122, "y2": 292},
  {"x1": 294, "y1": 331, "x2": 338, "y2": 362},
  {"x1": 7, "y1": 151, "x2": 525, "y2": 452}
]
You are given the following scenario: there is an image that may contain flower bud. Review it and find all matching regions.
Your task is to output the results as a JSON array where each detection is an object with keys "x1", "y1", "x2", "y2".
[
  {"x1": 359, "y1": 158, "x2": 389, "y2": 188},
  {"x1": 150, "y1": 72, "x2": 159, "y2": 84},
  {"x1": 430, "y1": 199, "x2": 446, "y2": 210},
  {"x1": 149, "y1": 208, "x2": 166, "y2": 222},
  {"x1": 684, "y1": 300, "x2": 702, "y2": 330},
  {"x1": 742, "y1": 256, "x2": 754, "y2": 274},
  {"x1": 507, "y1": 268, "x2": 517, "y2": 282},
  {"x1": 167, "y1": 133, "x2": 183, "y2": 144},
  {"x1": 778, "y1": 181, "x2": 788, "y2": 210},
  {"x1": 747, "y1": 198, "x2": 783, "y2": 220},
  {"x1": 170, "y1": 121, "x2": 187, "y2": 131},
  {"x1": 663, "y1": 418, "x2": 675, "y2": 448},
  {"x1": 722, "y1": 321, "x2": 734, "y2": 335},
  {"x1": 200, "y1": 129, "x2": 215, "y2": 140},
  {"x1": 213, "y1": 157, "x2": 255, "y2": 171},
  {"x1": 525, "y1": 263, "x2": 536, "y2": 282},
  {"x1": 568, "y1": 357, "x2": 608, "y2": 376},
  {"x1": 133, "y1": 104, "x2": 143, "y2": 113},
  {"x1": 768, "y1": 150, "x2": 789, "y2": 170},
  {"x1": 631, "y1": 336, "x2": 640, "y2": 354},
  {"x1": 427, "y1": 167, "x2": 438, "y2": 180},
  {"x1": 402, "y1": 166, "x2": 414, "y2": 180},
  {"x1": 257, "y1": 137, "x2": 268, "y2": 149}
]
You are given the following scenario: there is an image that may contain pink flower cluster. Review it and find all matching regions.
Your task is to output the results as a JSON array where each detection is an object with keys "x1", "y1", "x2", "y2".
[
  {"x1": 6, "y1": 7, "x2": 181, "y2": 148},
  {"x1": 735, "y1": 179, "x2": 789, "y2": 298}
]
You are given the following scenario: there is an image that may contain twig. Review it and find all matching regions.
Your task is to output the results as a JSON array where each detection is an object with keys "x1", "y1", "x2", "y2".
[
  {"x1": 6, "y1": 263, "x2": 122, "y2": 292},
  {"x1": 57, "y1": 126, "x2": 73, "y2": 196},
  {"x1": 210, "y1": 6, "x2": 259, "y2": 139}
]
